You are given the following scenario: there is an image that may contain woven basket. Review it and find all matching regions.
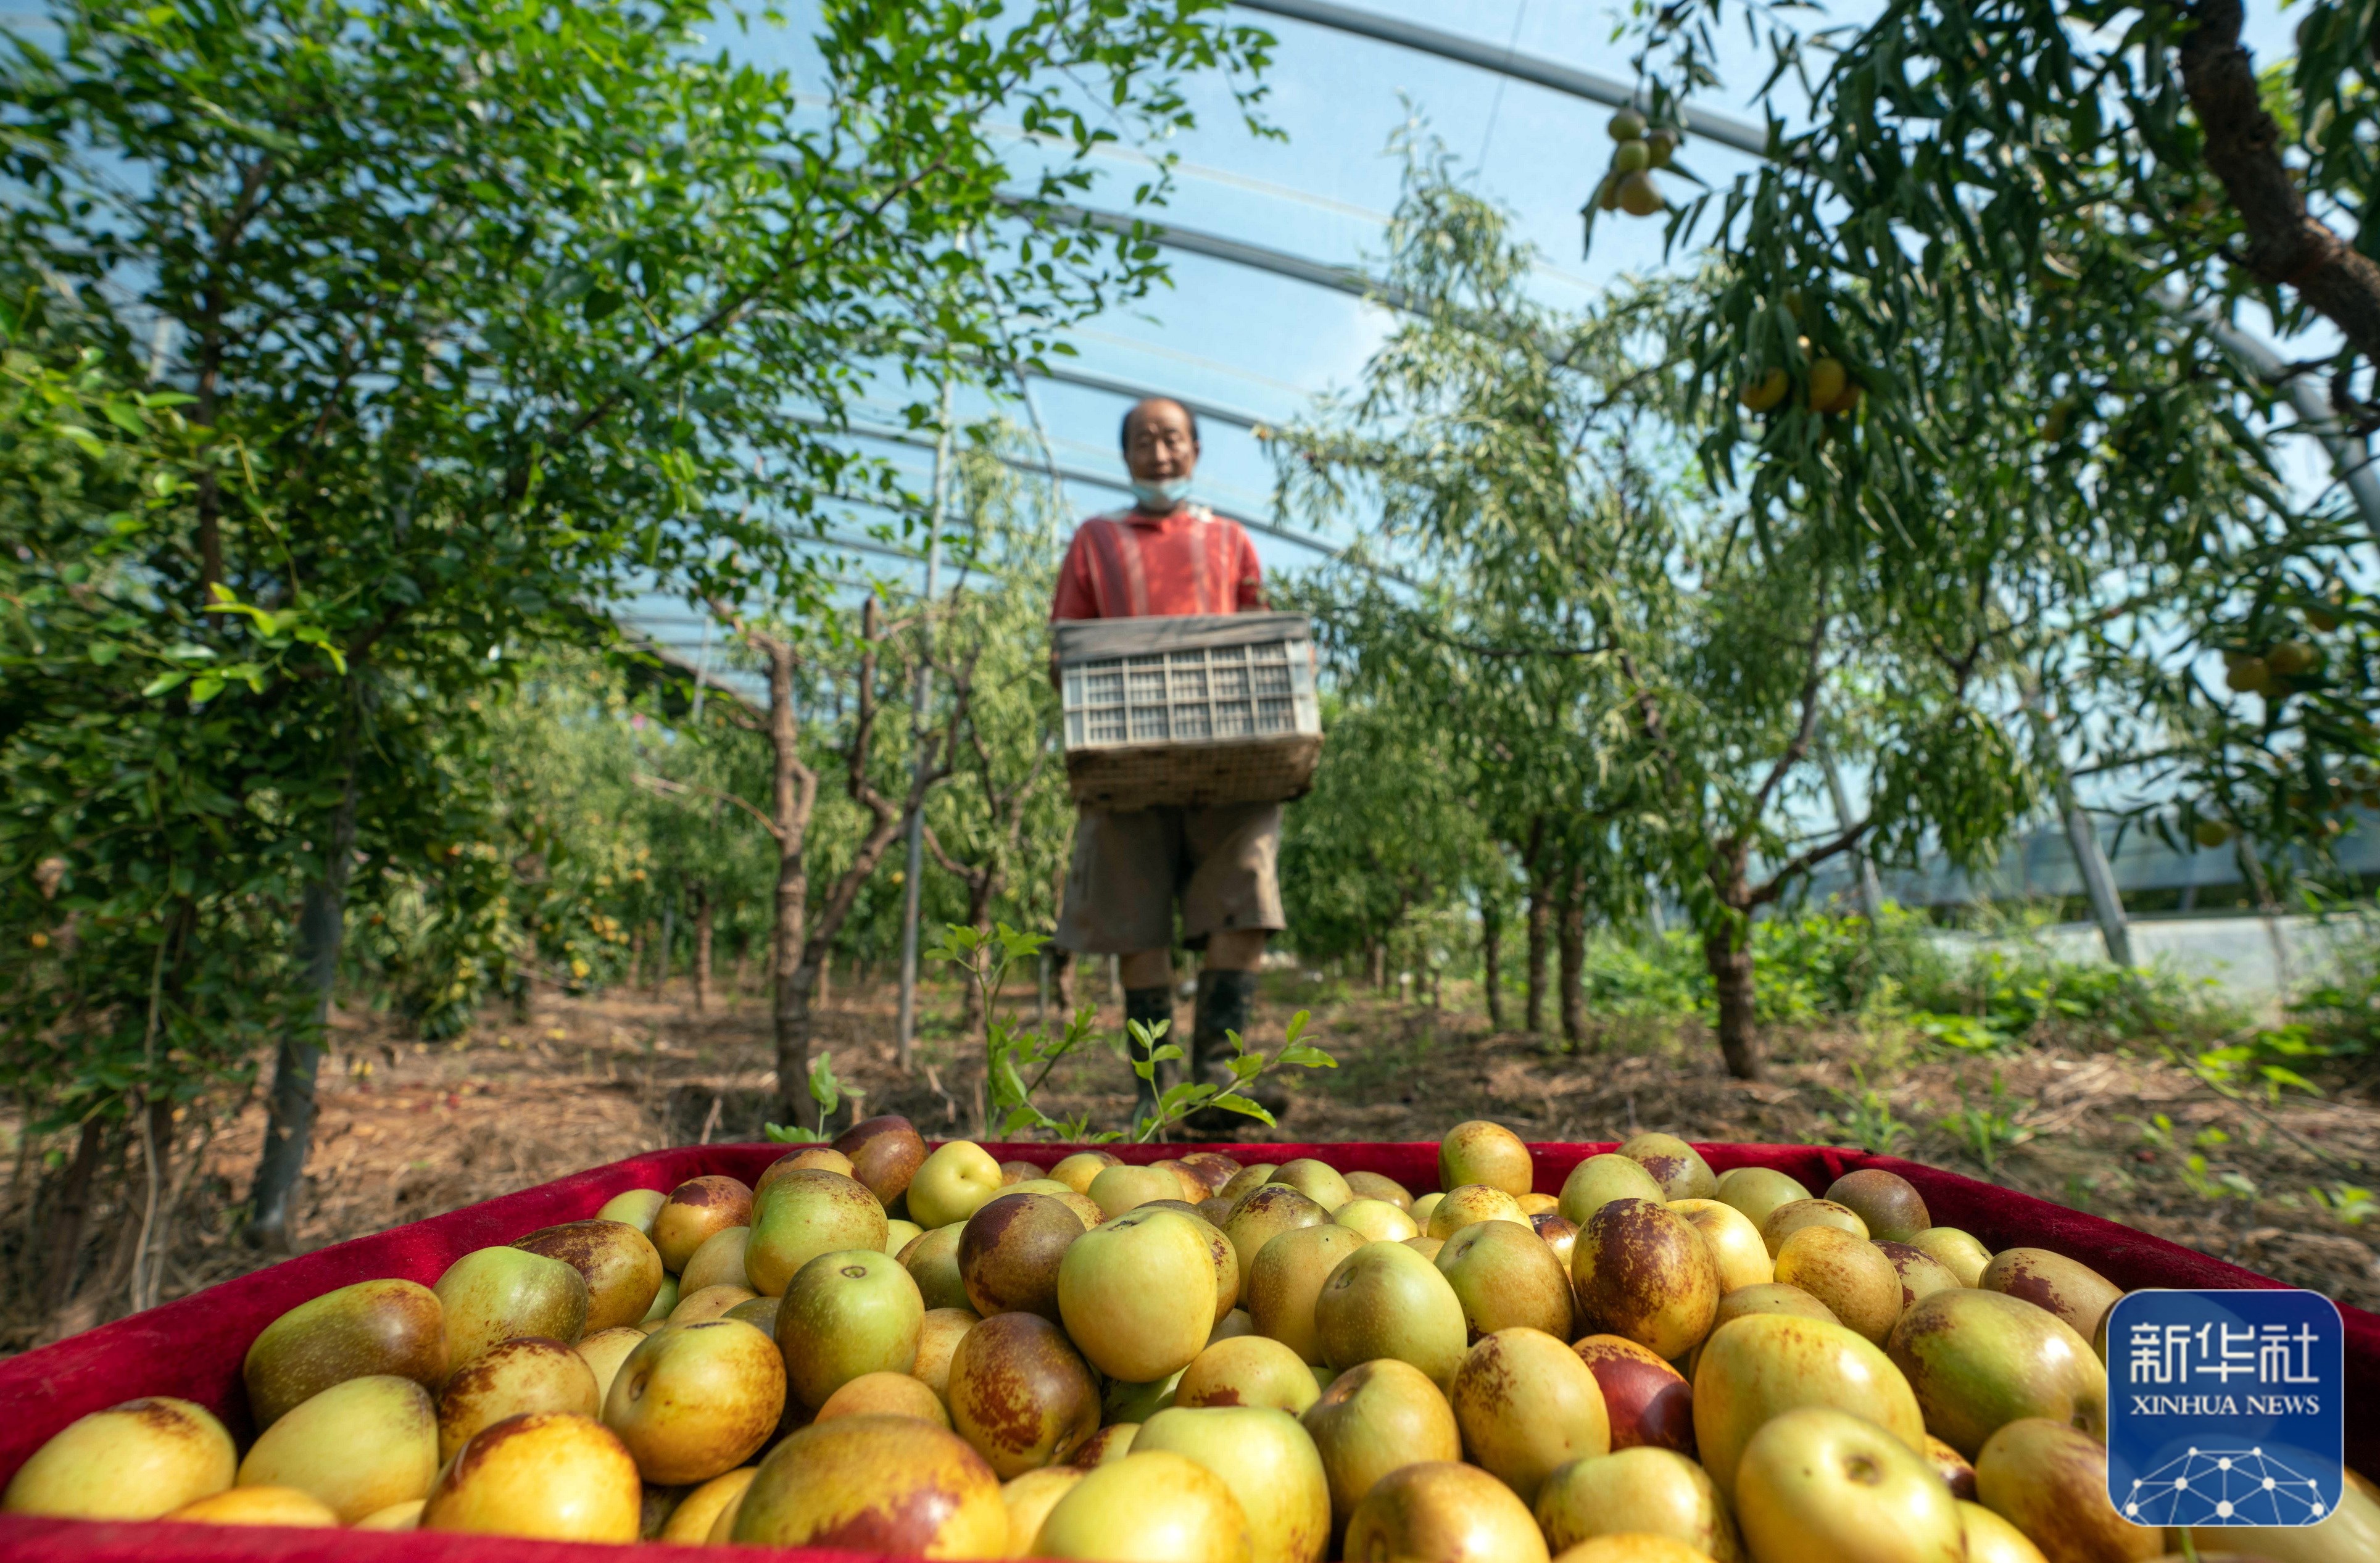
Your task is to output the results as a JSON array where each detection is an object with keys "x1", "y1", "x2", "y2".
[{"x1": 1056, "y1": 612, "x2": 1324, "y2": 810}]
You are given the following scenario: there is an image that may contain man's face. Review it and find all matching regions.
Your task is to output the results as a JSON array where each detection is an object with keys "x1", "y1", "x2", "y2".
[{"x1": 1125, "y1": 401, "x2": 1198, "y2": 486}]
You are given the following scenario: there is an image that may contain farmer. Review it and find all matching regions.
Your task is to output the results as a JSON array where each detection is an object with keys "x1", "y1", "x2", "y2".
[{"x1": 1050, "y1": 396, "x2": 1284, "y2": 1132}]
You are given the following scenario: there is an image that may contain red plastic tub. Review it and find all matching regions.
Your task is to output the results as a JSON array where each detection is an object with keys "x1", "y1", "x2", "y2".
[{"x1": 1, "y1": 1140, "x2": 2372, "y2": 1563}]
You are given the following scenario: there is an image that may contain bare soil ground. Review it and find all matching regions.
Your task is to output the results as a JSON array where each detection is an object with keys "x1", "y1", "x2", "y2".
[{"x1": 30, "y1": 966, "x2": 2380, "y2": 1339}]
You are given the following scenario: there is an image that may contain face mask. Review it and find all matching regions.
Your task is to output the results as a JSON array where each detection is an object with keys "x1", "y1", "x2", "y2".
[{"x1": 1129, "y1": 477, "x2": 1193, "y2": 509}]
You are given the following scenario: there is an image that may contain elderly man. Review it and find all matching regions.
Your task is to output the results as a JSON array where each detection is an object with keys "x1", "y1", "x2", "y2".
[{"x1": 1050, "y1": 396, "x2": 1283, "y2": 1131}]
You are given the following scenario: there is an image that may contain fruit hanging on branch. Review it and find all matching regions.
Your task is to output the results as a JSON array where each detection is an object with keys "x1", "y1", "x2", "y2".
[
  {"x1": 2265, "y1": 639, "x2": 2321, "y2": 677},
  {"x1": 1615, "y1": 172, "x2": 1664, "y2": 217},
  {"x1": 2221, "y1": 653, "x2": 2271, "y2": 695},
  {"x1": 1586, "y1": 107, "x2": 1677, "y2": 220},
  {"x1": 1815, "y1": 379, "x2": 1864, "y2": 416},
  {"x1": 1738, "y1": 368, "x2": 1789, "y2": 413},
  {"x1": 2307, "y1": 586, "x2": 2345, "y2": 632},
  {"x1": 1805, "y1": 357, "x2": 1849, "y2": 412}
]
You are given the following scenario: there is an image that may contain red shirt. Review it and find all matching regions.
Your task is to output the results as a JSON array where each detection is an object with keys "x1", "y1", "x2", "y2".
[{"x1": 1050, "y1": 505, "x2": 1265, "y2": 620}]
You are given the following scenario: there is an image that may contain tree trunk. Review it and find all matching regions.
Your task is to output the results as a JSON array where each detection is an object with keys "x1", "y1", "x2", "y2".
[
  {"x1": 690, "y1": 885, "x2": 713, "y2": 1013},
  {"x1": 39, "y1": 1117, "x2": 106, "y2": 1312},
  {"x1": 1557, "y1": 869, "x2": 1586, "y2": 1048},
  {"x1": 1051, "y1": 947, "x2": 1074, "y2": 1011},
  {"x1": 628, "y1": 927, "x2": 644, "y2": 990},
  {"x1": 513, "y1": 924, "x2": 536, "y2": 1020},
  {"x1": 1367, "y1": 940, "x2": 1387, "y2": 991},
  {"x1": 1525, "y1": 881, "x2": 1550, "y2": 1034},
  {"x1": 654, "y1": 902, "x2": 674, "y2": 997},
  {"x1": 128, "y1": 1090, "x2": 175, "y2": 1314},
  {"x1": 961, "y1": 877, "x2": 997, "y2": 1045},
  {"x1": 818, "y1": 950, "x2": 831, "y2": 1009},
  {"x1": 769, "y1": 636, "x2": 817, "y2": 1130},
  {"x1": 1702, "y1": 926, "x2": 1764, "y2": 1080},
  {"x1": 250, "y1": 753, "x2": 359, "y2": 1251},
  {"x1": 1480, "y1": 898, "x2": 1504, "y2": 1027}
]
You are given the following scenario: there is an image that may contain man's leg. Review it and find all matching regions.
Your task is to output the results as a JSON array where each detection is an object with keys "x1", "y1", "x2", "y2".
[
  {"x1": 1119, "y1": 949, "x2": 1179, "y2": 1132},
  {"x1": 1178, "y1": 804, "x2": 1287, "y2": 1132},
  {"x1": 1052, "y1": 809, "x2": 1182, "y2": 1132},
  {"x1": 1121, "y1": 950, "x2": 1177, "y2": 987}
]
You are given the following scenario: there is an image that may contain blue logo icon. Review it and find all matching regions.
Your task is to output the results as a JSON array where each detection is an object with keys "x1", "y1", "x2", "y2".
[{"x1": 2105, "y1": 1288, "x2": 2344, "y2": 1528}]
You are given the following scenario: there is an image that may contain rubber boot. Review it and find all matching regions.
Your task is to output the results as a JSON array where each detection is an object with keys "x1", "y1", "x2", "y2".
[
  {"x1": 1124, "y1": 985, "x2": 1177, "y2": 1137},
  {"x1": 1184, "y1": 969, "x2": 1285, "y2": 1135}
]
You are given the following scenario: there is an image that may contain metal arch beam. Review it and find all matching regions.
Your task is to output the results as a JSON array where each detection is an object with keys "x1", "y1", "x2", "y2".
[
  {"x1": 1042, "y1": 199, "x2": 1417, "y2": 313},
  {"x1": 1232, "y1": 0, "x2": 1772, "y2": 157},
  {"x1": 1023, "y1": 362, "x2": 1271, "y2": 431},
  {"x1": 2162, "y1": 290, "x2": 2380, "y2": 536}
]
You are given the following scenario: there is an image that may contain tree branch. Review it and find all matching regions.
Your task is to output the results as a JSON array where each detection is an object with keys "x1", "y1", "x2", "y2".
[
  {"x1": 1751, "y1": 608, "x2": 1830, "y2": 815},
  {"x1": 2179, "y1": 0, "x2": 2380, "y2": 364},
  {"x1": 1748, "y1": 816, "x2": 1873, "y2": 908},
  {"x1": 634, "y1": 772, "x2": 782, "y2": 843}
]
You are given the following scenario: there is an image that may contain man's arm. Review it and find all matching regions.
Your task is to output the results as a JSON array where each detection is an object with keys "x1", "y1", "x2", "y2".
[
  {"x1": 1051, "y1": 524, "x2": 1093, "y2": 688},
  {"x1": 1234, "y1": 524, "x2": 1264, "y2": 612},
  {"x1": 1051, "y1": 523, "x2": 1098, "y2": 623}
]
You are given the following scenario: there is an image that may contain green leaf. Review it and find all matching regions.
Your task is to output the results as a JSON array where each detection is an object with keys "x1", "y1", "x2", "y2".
[{"x1": 807, "y1": 1051, "x2": 843, "y2": 1115}]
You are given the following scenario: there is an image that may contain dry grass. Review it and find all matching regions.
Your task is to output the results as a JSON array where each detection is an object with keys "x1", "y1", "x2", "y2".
[{"x1": 9, "y1": 963, "x2": 2379, "y2": 1346}]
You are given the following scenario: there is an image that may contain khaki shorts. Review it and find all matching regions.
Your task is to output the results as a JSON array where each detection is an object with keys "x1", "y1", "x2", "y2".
[{"x1": 1054, "y1": 802, "x2": 1286, "y2": 955}]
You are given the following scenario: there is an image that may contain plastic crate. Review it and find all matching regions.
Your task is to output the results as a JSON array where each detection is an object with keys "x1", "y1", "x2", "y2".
[
  {"x1": 1, "y1": 1140, "x2": 2373, "y2": 1563},
  {"x1": 1056, "y1": 613, "x2": 1322, "y2": 810}
]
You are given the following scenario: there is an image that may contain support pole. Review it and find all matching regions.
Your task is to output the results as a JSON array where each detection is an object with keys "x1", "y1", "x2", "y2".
[
  {"x1": 2057, "y1": 779, "x2": 2134, "y2": 968},
  {"x1": 2022, "y1": 683, "x2": 2133, "y2": 968},
  {"x1": 2234, "y1": 835, "x2": 2292, "y2": 997},
  {"x1": 895, "y1": 375, "x2": 954, "y2": 1071},
  {"x1": 1820, "y1": 745, "x2": 1883, "y2": 919}
]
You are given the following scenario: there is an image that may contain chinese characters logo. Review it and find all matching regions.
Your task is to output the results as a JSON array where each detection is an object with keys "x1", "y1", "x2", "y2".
[{"x1": 2105, "y1": 1289, "x2": 2343, "y2": 1528}]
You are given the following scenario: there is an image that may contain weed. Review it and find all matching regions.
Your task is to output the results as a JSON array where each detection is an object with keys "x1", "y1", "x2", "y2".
[
  {"x1": 2130, "y1": 1112, "x2": 2179, "y2": 1153},
  {"x1": 2312, "y1": 1183, "x2": 2376, "y2": 1225},
  {"x1": 2186, "y1": 1024, "x2": 2332, "y2": 1101},
  {"x1": 2178, "y1": 1154, "x2": 2259, "y2": 1203},
  {"x1": 1913, "y1": 1011, "x2": 2007, "y2": 1054},
  {"x1": 1571, "y1": 905, "x2": 2237, "y2": 1055},
  {"x1": 1936, "y1": 1072, "x2": 2035, "y2": 1177},
  {"x1": 1812, "y1": 1067, "x2": 1911, "y2": 1156},
  {"x1": 2131, "y1": 1113, "x2": 2258, "y2": 1202}
]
